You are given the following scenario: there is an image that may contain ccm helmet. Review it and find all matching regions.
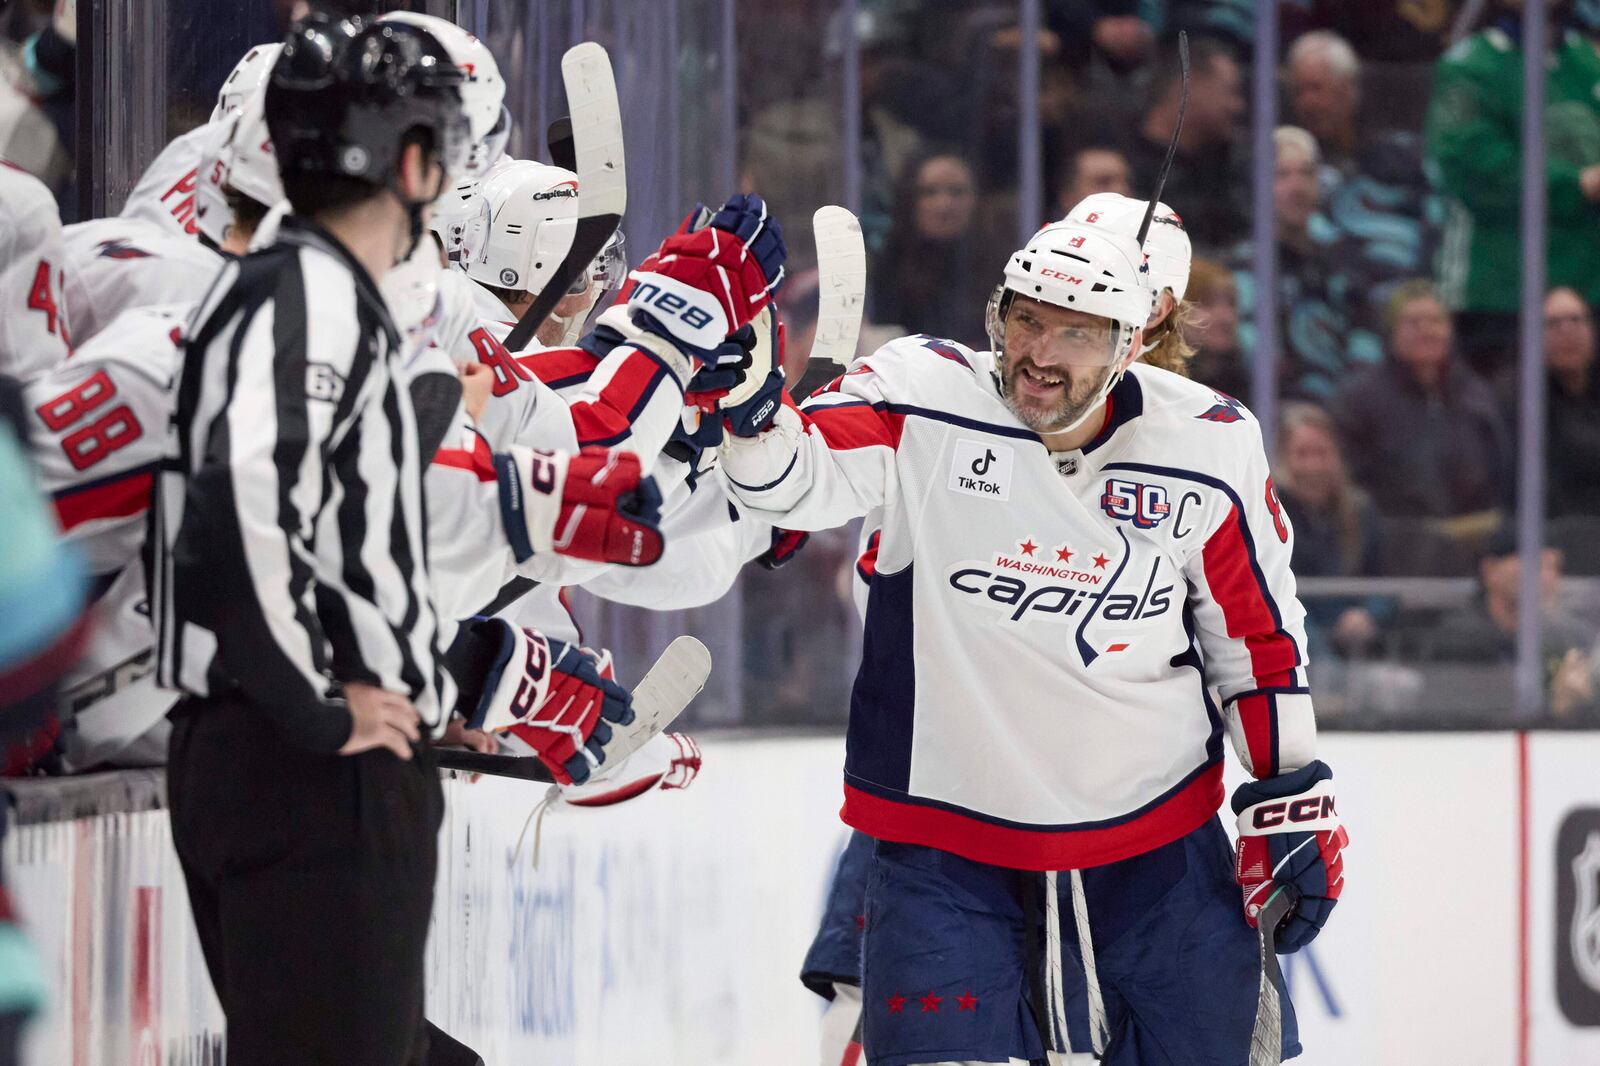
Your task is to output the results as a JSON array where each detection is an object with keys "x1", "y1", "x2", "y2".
[
  {"x1": 986, "y1": 218, "x2": 1154, "y2": 368},
  {"x1": 1066, "y1": 192, "x2": 1191, "y2": 303}
]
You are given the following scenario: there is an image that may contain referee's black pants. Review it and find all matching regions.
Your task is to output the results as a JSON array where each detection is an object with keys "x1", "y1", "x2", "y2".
[{"x1": 168, "y1": 694, "x2": 443, "y2": 1066}]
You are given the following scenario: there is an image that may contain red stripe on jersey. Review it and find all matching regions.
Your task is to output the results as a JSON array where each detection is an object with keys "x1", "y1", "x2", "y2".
[
  {"x1": 803, "y1": 404, "x2": 904, "y2": 451},
  {"x1": 856, "y1": 529, "x2": 882, "y2": 583},
  {"x1": 432, "y1": 431, "x2": 497, "y2": 483},
  {"x1": 1200, "y1": 504, "x2": 1298, "y2": 682},
  {"x1": 568, "y1": 350, "x2": 668, "y2": 447},
  {"x1": 517, "y1": 346, "x2": 601, "y2": 388},
  {"x1": 842, "y1": 761, "x2": 1224, "y2": 871},
  {"x1": 54, "y1": 469, "x2": 153, "y2": 531}
]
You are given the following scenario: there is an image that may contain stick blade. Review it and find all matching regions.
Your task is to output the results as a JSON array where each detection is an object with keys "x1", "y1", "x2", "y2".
[
  {"x1": 810, "y1": 205, "x2": 867, "y2": 367},
  {"x1": 604, "y1": 636, "x2": 712, "y2": 766},
  {"x1": 560, "y1": 41, "x2": 626, "y2": 218}
]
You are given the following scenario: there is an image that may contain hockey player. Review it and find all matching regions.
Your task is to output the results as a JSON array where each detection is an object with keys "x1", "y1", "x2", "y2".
[
  {"x1": 720, "y1": 214, "x2": 1346, "y2": 1064},
  {"x1": 801, "y1": 195, "x2": 1199, "y2": 1066},
  {"x1": 0, "y1": 161, "x2": 76, "y2": 379}
]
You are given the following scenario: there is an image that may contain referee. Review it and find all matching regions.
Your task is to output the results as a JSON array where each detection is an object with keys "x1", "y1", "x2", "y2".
[{"x1": 150, "y1": 16, "x2": 470, "y2": 1065}]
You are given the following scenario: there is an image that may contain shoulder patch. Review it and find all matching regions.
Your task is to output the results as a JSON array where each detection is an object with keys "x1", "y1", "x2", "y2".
[
  {"x1": 914, "y1": 335, "x2": 974, "y2": 371},
  {"x1": 95, "y1": 238, "x2": 153, "y2": 260},
  {"x1": 1195, "y1": 393, "x2": 1247, "y2": 424}
]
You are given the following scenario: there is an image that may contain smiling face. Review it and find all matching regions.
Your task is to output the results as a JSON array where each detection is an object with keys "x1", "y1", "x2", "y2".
[{"x1": 997, "y1": 295, "x2": 1132, "y2": 432}]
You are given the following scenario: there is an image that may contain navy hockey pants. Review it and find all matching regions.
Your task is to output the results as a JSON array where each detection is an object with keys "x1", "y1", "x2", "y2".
[{"x1": 859, "y1": 816, "x2": 1300, "y2": 1066}]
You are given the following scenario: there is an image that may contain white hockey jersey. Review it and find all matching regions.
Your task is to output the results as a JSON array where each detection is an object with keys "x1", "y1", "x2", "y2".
[
  {"x1": 23, "y1": 305, "x2": 187, "y2": 767},
  {"x1": 119, "y1": 122, "x2": 212, "y2": 240},
  {"x1": 61, "y1": 216, "x2": 223, "y2": 344},
  {"x1": 720, "y1": 336, "x2": 1318, "y2": 871},
  {"x1": 0, "y1": 161, "x2": 76, "y2": 380}
]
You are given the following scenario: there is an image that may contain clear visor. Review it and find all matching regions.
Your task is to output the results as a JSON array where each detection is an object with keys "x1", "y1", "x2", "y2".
[
  {"x1": 435, "y1": 109, "x2": 475, "y2": 191},
  {"x1": 573, "y1": 230, "x2": 627, "y2": 295},
  {"x1": 1001, "y1": 297, "x2": 1123, "y2": 368}
]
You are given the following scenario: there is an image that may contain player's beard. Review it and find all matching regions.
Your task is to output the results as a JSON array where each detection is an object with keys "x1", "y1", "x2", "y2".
[{"x1": 998, "y1": 354, "x2": 1112, "y2": 434}]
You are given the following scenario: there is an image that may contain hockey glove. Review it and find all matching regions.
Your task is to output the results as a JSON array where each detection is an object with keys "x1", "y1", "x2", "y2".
[
  {"x1": 556, "y1": 731, "x2": 702, "y2": 807},
  {"x1": 497, "y1": 641, "x2": 635, "y2": 786},
  {"x1": 621, "y1": 193, "x2": 787, "y2": 360},
  {"x1": 1232, "y1": 760, "x2": 1348, "y2": 953},
  {"x1": 719, "y1": 307, "x2": 787, "y2": 437},
  {"x1": 494, "y1": 445, "x2": 664, "y2": 567},
  {"x1": 756, "y1": 528, "x2": 810, "y2": 570}
]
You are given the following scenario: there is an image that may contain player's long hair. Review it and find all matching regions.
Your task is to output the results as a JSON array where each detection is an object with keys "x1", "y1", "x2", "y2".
[{"x1": 1141, "y1": 293, "x2": 1196, "y2": 376}]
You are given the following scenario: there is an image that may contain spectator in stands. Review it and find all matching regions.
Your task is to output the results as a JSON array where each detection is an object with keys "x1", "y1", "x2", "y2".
[
  {"x1": 1183, "y1": 258, "x2": 1250, "y2": 400},
  {"x1": 1425, "y1": 5, "x2": 1600, "y2": 376},
  {"x1": 1285, "y1": 30, "x2": 1442, "y2": 329},
  {"x1": 1422, "y1": 524, "x2": 1598, "y2": 719},
  {"x1": 1053, "y1": 143, "x2": 1132, "y2": 217},
  {"x1": 742, "y1": 1, "x2": 931, "y2": 260},
  {"x1": 869, "y1": 150, "x2": 1000, "y2": 348},
  {"x1": 1122, "y1": 37, "x2": 1247, "y2": 252},
  {"x1": 1331, "y1": 280, "x2": 1511, "y2": 524},
  {"x1": 1540, "y1": 287, "x2": 1600, "y2": 519},
  {"x1": 1274, "y1": 403, "x2": 1389, "y2": 660},
  {"x1": 1231, "y1": 126, "x2": 1382, "y2": 401}
]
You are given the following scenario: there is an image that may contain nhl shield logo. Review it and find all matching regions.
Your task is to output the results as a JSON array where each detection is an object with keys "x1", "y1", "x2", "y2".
[{"x1": 1557, "y1": 809, "x2": 1600, "y2": 1024}]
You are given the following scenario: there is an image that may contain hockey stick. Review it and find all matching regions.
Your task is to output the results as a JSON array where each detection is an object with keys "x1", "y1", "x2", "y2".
[
  {"x1": 547, "y1": 116, "x2": 576, "y2": 171},
  {"x1": 502, "y1": 43, "x2": 626, "y2": 353},
  {"x1": 1247, "y1": 886, "x2": 1296, "y2": 1066},
  {"x1": 434, "y1": 635, "x2": 711, "y2": 784},
  {"x1": 434, "y1": 747, "x2": 554, "y2": 782},
  {"x1": 809, "y1": 205, "x2": 868, "y2": 367},
  {"x1": 1134, "y1": 31, "x2": 1189, "y2": 249}
]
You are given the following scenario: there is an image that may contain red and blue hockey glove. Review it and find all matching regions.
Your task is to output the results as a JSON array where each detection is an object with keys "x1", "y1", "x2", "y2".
[
  {"x1": 472, "y1": 633, "x2": 633, "y2": 786},
  {"x1": 494, "y1": 445, "x2": 664, "y2": 566},
  {"x1": 756, "y1": 528, "x2": 809, "y2": 570},
  {"x1": 621, "y1": 193, "x2": 787, "y2": 360},
  {"x1": 1232, "y1": 759, "x2": 1348, "y2": 953}
]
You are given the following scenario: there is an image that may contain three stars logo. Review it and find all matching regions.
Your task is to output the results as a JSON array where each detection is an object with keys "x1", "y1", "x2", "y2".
[{"x1": 885, "y1": 990, "x2": 980, "y2": 1015}]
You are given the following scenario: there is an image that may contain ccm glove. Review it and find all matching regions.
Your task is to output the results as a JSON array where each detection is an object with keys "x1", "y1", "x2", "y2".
[
  {"x1": 1232, "y1": 759, "x2": 1348, "y2": 953},
  {"x1": 499, "y1": 641, "x2": 635, "y2": 786},
  {"x1": 621, "y1": 193, "x2": 787, "y2": 360},
  {"x1": 495, "y1": 445, "x2": 664, "y2": 566}
]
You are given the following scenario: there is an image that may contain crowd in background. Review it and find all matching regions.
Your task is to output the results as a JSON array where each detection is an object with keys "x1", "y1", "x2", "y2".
[{"x1": 5, "y1": 0, "x2": 1600, "y2": 734}]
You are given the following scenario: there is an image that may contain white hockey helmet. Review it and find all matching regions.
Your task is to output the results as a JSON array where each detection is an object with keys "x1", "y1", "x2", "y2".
[
  {"x1": 459, "y1": 159, "x2": 581, "y2": 295},
  {"x1": 1066, "y1": 193, "x2": 1191, "y2": 303},
  {"x1": 986, "y1": 218, "x2": 1155, "y2": 368},
  {"x1": 210, "y1": 43, "x2": 283, "y2": 122},
  {"x1": 378, "y1": 12, "x2": 507, "y2": 175},
  {"x1": 195, "y1": 90, "x2": 285, "y2": 248}
]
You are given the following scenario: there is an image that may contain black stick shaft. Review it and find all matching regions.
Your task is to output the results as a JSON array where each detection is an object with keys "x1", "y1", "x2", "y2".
[{"x1": 433, "y1": 747, "x2": 555, "y2": 783}]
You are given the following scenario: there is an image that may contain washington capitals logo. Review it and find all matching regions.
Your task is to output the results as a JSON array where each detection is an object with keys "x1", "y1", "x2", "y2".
[
  {"x1": 1197, "y1": 393, "x2": 1246, "y2": 424},
  {"x1": 95, "y1": 238, "x2": 152, "y2": 260}
]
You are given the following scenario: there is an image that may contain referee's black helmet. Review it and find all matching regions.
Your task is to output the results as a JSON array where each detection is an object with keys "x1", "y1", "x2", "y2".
[{"x1": 265, "y1": 13, "x2": 471, "y2": 202}]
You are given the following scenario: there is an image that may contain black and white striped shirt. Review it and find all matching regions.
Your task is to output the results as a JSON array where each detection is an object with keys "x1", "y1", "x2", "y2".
[{"x1": 152, "y1": 217, "x2": 454, "y2": 750}]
